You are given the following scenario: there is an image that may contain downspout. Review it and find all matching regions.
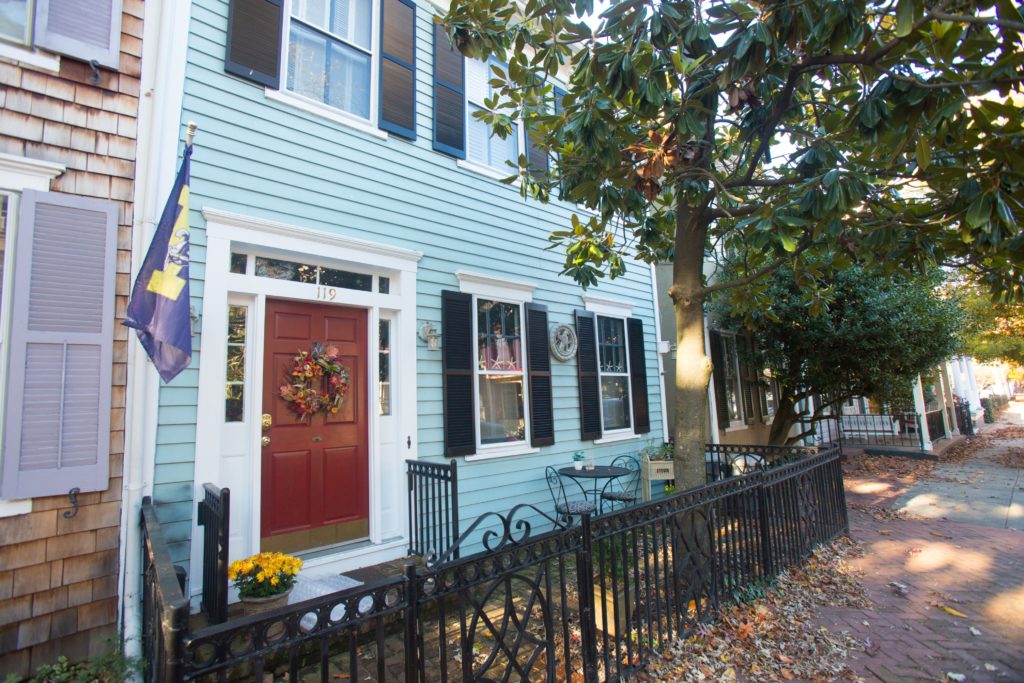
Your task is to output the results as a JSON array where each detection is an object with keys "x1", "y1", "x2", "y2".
[
  {"x1": 118, "y1": 0, "x2": 192, "y2": 664},
  {"x1": 648, "y1": 263, "x2": 669, "y2": 442}
]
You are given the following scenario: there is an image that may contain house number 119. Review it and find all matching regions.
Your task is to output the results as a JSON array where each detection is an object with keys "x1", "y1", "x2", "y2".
[{"x1": 316, "y1": 286, "x2": 337, "y2": 301}]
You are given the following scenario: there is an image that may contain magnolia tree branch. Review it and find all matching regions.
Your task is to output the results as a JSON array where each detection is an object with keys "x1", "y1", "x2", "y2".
[
  {"x1": 701, "y1": 237, "x2": 815, "y2": 296},
  {"x1": 930, "y1": 10, "x2": 1024, "y2": 33}
]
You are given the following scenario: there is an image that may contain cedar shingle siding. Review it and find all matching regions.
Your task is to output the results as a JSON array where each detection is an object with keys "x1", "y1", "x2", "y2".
[{"x1": 0, "y1": 0, "x2": 141, "y2": 675}]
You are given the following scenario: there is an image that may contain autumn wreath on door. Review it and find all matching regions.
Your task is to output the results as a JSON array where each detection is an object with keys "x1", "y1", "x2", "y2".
[{"x1": 279, "y1": 342, "x2": 351, "y2": 419}]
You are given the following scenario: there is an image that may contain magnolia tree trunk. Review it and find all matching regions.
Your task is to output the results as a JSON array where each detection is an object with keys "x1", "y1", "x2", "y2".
[
  {"x1": 671, "y1": 211, "x2": 712, "y2": 490},
  {"x1": 768, "y1": 394, "x2": 799, "y2": 445}
]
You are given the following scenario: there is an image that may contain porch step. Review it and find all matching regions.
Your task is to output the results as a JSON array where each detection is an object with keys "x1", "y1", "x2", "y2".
[{"x1": 862, "y1": 446, "x2": 938, "y2": 461}]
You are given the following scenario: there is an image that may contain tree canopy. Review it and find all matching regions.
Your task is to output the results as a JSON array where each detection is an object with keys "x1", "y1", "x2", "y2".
[
  {"x1": 712, "y1": 264, "x2": 964, "y2": 443},
  {"x1": 442, "y1": 0, "x2": 1024, "y2": 485},
  {"x1": 951, "y1": 279, "x2": 1024, "y2": 366}
]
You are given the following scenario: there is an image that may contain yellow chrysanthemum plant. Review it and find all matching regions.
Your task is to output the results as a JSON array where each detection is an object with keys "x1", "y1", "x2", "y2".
[{"x1": 227, "y1": 552, "x2": 303, "y2": 599}]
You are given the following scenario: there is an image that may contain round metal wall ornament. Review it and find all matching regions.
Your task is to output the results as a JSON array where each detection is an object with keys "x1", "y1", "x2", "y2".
[{"x1": 549, "y1": 323, "x2": 578, "y2": 362}]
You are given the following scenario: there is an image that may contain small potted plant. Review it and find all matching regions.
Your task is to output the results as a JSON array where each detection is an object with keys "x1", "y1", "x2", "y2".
[
  {"x1": 572, "y1": 451, "x2": 586, "y2": 470},
  {"x1": 228, "y1": 551, "x2": 303, "y2": 616}
]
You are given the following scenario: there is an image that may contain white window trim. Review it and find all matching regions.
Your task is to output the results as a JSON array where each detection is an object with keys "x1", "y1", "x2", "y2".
[
  {"x1": 0, "y1": 153, "x2": 65, "y2": 516},
  {"x1": 0, "y1": 41, "x2": 60, "y2": 72},
  {"x1": 583, "y1": 296, "x2": 640, "y2": 437},
  {"x1": 583, "y1": 294, "x2": 633, "y2": 318},
  {"x1": 276, "y1": 0, "x2": 382, "y2": 129},
  {"x1": 456, "y1": 272, "x2": 538, "y2": 461},
  {"x1": 456, "y1": 270, "x2": 535, "y2": 301},
  {"x1": 456, "y1": 158, "x2": 517, "y2": 182},
  {"x1": 594, "y1": 313, "x2": 633, "y2": 435},
  {"x1": 264, "y1": 88, "x2": 389, "y2": 140}
]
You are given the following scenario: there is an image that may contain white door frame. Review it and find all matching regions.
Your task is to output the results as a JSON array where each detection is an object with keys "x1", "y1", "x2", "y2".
[{"x1": 189, "y1": 208, "x2": 421, "y2": 601}]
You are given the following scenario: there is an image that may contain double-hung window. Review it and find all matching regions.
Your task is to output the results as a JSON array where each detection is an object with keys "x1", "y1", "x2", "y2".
[
  {"x1": 465, "y1": 58, "x2": 519, "y2": 172},
  {"x1": 596, "y1": 316, "x2": 631, "y2": 432},
  {"x1": 720, "y1": 333, "x2": 743, "y2": 424},
  {"x1": 287, "y1": 0, "x2": 374, "y2": 120},
  {"x1": 0, "y1": 0, "x2": 121, "y2": 68},
  {"x1": 475, "y1": 299, "x2": 527, "y2": 445}
]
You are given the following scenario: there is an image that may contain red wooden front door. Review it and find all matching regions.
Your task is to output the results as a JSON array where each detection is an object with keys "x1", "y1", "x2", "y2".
[{"x1": 261, "y1": 299, "x2": 369, "y2": 553}]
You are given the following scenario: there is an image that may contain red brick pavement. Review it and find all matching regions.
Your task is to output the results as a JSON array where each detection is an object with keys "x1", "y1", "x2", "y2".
[{"x1": 809, "y1": 484, "x2": 1024, "y2": 682}]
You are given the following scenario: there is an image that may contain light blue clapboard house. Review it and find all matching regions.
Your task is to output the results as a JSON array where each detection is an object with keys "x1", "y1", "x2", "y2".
[{"x1": 145, "y1": 0, "x2": 667, "y2": 604}]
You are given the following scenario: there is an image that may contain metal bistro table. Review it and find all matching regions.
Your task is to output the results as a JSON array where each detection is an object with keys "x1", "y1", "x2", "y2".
[{"x1": 557, "y1": 465, "x2": 631, "y2": 509}]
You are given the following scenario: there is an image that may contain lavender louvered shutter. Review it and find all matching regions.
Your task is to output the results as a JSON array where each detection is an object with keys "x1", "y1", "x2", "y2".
[
  {"x1": 1, "y1": 191, "x2": 117, "y2": 499},
  {"x1": 34, "y1": 0, "x2": 124, "y2": 69}
]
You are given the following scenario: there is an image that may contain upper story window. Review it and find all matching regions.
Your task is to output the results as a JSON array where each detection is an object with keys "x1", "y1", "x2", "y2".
[
  {"x1": 0, "y1": 0, "x2": 122, "y2": 68},
  {"x1": 466, "y1": 58, "x2": 519, "y2": 172},
  {"x1": 720, "y1": 333, "x2": 743, "y2": 424},
  {"x1": 287, "y1": 0, "x2": 374, "y2": 120},
  {"x1": 597, "y1": 315, "x2": 631, "y2": 432},
  {"x1": 0, "y1": 1, "x2": 30, "y2": 44}
]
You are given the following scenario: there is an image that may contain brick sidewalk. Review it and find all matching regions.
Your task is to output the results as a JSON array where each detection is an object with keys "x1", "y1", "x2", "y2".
[
  {"x1": 808, "y1": 408, "x2": 1024, "y2": 683},
  {"x1": 813, "y1": 510, "x2": 1024, "y2": 682}
]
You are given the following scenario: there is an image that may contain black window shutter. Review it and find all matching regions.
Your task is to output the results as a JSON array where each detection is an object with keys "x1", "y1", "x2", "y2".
[
  {"x1": 525, "y1": 303, "x2": 554, "y2": 447},
  {"x1": 758, "y1": 373, "x2": 769, "y2": 420},
  {"x1": 575, "y1": 310, "x2": 602, "y2": 441},
  {"x1": 442, "y1": 291, "x2": 475, "y2": 456},
  {"x1": 225, "y1": 0, "x2": 284, "y2": 88},
  {"x1": 627, "y1": 317, "x2": 651, "y2": 434},
  {"x1": 709, "y1": 330, "x2": 730, "y2": 429},
  {"x1": 432, "y1": 23, "x2": 465, "y2": 158},
  {"x1": 379, "y1": 0, "x2": 416, "y2": 139}
]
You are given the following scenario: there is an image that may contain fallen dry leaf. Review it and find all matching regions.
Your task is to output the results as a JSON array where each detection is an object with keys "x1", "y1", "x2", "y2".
[{"x1": 936, "y1": 604, "x2": 968, "y2": 618}]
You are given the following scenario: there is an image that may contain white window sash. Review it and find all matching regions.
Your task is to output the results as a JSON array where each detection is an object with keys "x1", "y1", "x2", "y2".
[
  {"x1": 473, "y1": 296, "x2": 530, "y2": 449},
  {"x1": 595, "y1": 314, "x2": 632, "y2": 433}
]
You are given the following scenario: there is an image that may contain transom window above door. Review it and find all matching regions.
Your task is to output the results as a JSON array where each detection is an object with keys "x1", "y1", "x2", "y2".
[
  {"x1": 287, "y1": 0, "x2": 373, "y2": 120},
  {"x1": 230, "y1": 251, "x2": 393, "y2": 294}
]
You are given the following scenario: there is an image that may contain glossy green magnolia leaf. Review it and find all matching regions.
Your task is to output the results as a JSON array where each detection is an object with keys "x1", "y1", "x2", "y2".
[{"x1": 896, "y1": 0, "x2": 915, "y2": 37}]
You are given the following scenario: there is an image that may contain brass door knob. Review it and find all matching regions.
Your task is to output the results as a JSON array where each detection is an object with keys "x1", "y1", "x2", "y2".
[
  {"x1": 261, "y1": 436, "x2": 270, "y2": 447},
  {"x1": 261, "y1": 413, "x2": 272, "y2": 430}
]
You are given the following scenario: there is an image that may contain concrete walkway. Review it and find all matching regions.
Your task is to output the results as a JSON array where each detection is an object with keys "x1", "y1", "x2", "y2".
[
  {"x1": 809, "y1": 403, "x2": 1024, "y2": 683},
  {"x1": 892, "y1": 412, "x2": 1024, "y2": 530}
]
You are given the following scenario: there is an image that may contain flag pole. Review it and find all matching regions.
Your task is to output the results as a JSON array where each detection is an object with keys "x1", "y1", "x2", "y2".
[{"x1": 185, "y1": 120, "x2": 198, "y2": 149}]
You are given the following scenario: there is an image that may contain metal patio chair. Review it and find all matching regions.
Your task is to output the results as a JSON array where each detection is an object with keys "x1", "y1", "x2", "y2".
[
  {"x1": 545, "y1": 466, "x2": 597, "y2": 524},
  {"x1": 600, "y1": 454, "x2": 641, "y2": 513}
]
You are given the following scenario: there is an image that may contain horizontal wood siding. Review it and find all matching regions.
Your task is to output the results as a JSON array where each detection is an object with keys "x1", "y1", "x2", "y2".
[{"x1": 153, "y1": 0, "x2": 664, "y2": 565}]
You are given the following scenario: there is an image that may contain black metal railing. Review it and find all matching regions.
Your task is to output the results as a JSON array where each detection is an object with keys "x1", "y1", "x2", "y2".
[
  {"x1": 955, "y1": 402, "x2": 975, "y2": 436},
  {"x1": 406, "y1": 458, "x2": 460, "y2": 561},
  {"x1": 143, "y1": 446, "x2": 847, "y2": 682},
  {"x1": 830, "y1": 411, "x2": 924, "y2": 449},
  {"x1": 197, "y1": 483, "x2": 230, "y2": 625},
  {"x1": 141, "y1": 497, "x2": 190, "y2": 683},
  {"x1": 704, "y1": 443, "x2": 818, "y2": 482},
  {"x1": 926, "y1": 409, "x2": 947, "y2": 441}
]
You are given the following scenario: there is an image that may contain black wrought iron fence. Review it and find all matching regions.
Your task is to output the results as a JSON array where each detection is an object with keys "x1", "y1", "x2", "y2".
[
  {"x1": 142, "y1": 446, "x2": 847, "y2": 682},
  {"x1": 141, "y1": 497, "x2": 190, "y2": 683},
  {"x1": 955, "y1": 402, "x2": 975, "y2": 436},
  {"x1": 926, "y1": 410, "x2": 948, "y2": 441},
  {"x1": 197, "y1": 483, "x2": 229, "y2": 625},
  {"x1": 829, "y1": 411, "x2": 924, "y2": 449},
  {"x1": 406, "y1": 459, "x2": 460, "y2": 561},
  {"x1": 704, "y1": 443, "x2": 818, "y2": 481}
]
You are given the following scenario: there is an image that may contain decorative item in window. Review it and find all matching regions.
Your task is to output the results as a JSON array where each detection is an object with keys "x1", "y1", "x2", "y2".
[
  {"x1": 228, "y1": 551, "x2": 303, "y2": 616},
  {"x1": 279, "y1": 342, "x2": 350, "y2": 420},
  {"x1": 548, "y1": 323, "x2": 578, "y2": 362}
]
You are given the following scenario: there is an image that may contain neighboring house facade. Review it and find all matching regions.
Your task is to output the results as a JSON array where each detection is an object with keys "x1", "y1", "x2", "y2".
[
  {"x1": 0, "y1": 0, "x2": 141, "y2": 676},
  {"x1": 129, "y1": 0, "x2": 667, "y2": 622}
]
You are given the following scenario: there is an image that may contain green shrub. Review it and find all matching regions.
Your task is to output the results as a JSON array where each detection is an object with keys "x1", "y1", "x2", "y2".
[{"x1": 5, "y1": 644, "x2": 142, "y2": 683}]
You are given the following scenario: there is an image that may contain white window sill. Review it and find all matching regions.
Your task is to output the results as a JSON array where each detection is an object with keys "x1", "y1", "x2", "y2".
[
  {"x1": 0, "y1": 499, "x2": 32, "y2": 518},
  {"x1": 264, "y1": 88, "x2": 388, "y2": 141},
  {"x1": 0, "y1": 42, "x2": 60, "y2": 72},
  {"x1": 457, "y1": 159, "x2": 518, "y2": 183},
  {"x1": 594, "y1": 431, "x2": 640, "y2": 445},
  {"x1": 724, "y1": 424, "x2": 751, "y2": 433},
  {"x1": 465, "y1": 443, "x2": 539, "y2": 461}
]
